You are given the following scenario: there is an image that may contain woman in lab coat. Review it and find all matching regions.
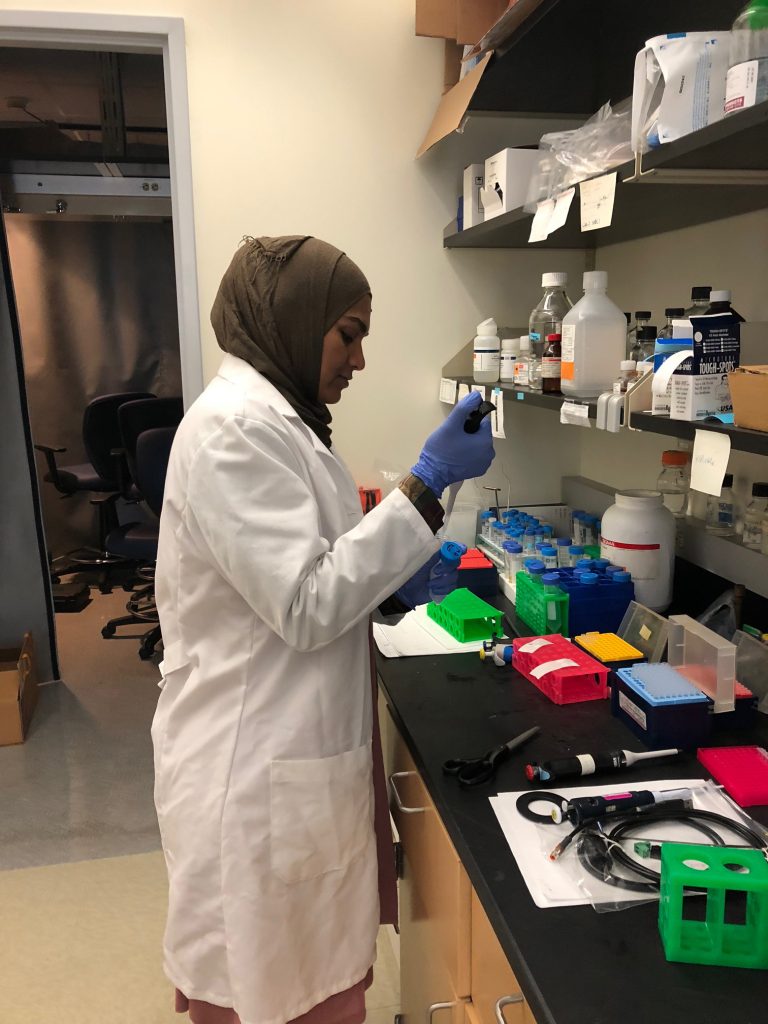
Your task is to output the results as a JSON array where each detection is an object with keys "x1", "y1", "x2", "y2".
[{"x1": 152, "y1": 235, "x2": 493, "y2": 1024}]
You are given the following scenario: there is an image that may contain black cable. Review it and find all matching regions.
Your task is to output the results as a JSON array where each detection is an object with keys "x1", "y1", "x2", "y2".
[{"x1": 571, "y1": 806, "x2": 767, "y2": 893}]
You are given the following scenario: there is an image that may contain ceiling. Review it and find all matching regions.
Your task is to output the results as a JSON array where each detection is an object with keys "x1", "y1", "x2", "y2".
[{"x1": 0, "y1": 47, "x2": 169, "y2": 170}]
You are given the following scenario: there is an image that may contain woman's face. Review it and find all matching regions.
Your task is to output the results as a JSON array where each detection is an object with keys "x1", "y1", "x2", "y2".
[{"x1": 318, "y1": 294, "x2": 372, "y2": 404}]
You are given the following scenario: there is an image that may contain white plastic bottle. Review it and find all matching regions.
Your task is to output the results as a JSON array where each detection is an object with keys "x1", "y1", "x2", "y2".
[
  {"x1": 513, "y1": 335, "x2": 531, "y2": 386},
  {"x1": 560, "y1": 271, "x2": 627, "y2": 399},
  {"x1": 500, "y1": 335, "x2": 519, "y2": 382},
  {"x1": 600, "y1": 490, "x2": 676, "y2": 611},
  {"x1": 473, "y1": 317, "x2": 500, "y2": 384}
]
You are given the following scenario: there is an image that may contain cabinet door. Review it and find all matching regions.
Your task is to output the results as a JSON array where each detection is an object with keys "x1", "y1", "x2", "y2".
[
  {"x1": 470, "y1": 889, "x2": 537, "y2": 1024},
  {"x1": 386, "y1": 703, "x2": 471, "y2": 998},
  {"x1": 400, "y1": 870, "x2": 466, "y2": 1024}
]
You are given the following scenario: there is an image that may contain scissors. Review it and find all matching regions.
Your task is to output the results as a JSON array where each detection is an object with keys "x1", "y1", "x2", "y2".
[{"x1": 443, "y1": 726, "x2": 540, "y2": 788}]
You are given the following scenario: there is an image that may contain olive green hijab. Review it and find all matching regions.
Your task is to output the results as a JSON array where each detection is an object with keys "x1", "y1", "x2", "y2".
[{"x1": 211, "y1": 235, "x2": 370, "y2": 448}]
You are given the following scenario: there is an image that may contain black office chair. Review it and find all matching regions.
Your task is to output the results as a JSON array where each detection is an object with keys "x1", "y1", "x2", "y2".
[
  {"x1": 34, "y1": 391, "x2": 155, "y2": 590},
  {"x1": 101, "y1": 415, "x2": 181, "y2": 660}
]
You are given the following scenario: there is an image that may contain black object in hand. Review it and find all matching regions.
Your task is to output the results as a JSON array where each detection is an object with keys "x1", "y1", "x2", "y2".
[{"x1": 464, "y1": 400, "x2": 496, "y2": 433}]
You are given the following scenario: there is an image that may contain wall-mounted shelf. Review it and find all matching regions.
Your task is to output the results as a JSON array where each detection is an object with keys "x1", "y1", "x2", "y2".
[
  {"x1": 447, "y1": 375, "x2": 768, "y2": 454},
  {"x1": 444, "y1": 99, "x2": 768, "y2": 250},
  {"x1": 449, "y1": 376, "x2": 597, "y2": 418}
]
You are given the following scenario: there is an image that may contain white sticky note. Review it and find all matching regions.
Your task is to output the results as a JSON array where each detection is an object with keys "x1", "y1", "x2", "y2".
[
  {"x1": 690, "y1": 429, "x2": 732, "y2": 496},
  {"x1": 560, "y1": 401, "x2": 592, "y2": 427},
  {"x1": 547, "y1": 187, "x2": 575, "y2": 236},
  {"x1": 471, "y1": 384, "x2": 486, "y2": 398},
  {"x1": 458, "y1": 383, "x2": 470, "y2": 401},
  {"x1": 579, "y1": 172, "x2": 617, "y2": 232},
  {"x1": 491, "y1": 387, "x2": 505, "y2": 439},
  {"x1": 439, "y1": 377, "x2": 457, "y2": 404},
  {"x1": 529, "y1": 198, "x2": 555, "y2": 243}
]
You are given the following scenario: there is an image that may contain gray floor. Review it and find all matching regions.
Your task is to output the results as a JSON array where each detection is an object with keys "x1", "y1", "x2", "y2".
[{"x1": 0, "y1": 588, "x2": 163, "y2": 871}]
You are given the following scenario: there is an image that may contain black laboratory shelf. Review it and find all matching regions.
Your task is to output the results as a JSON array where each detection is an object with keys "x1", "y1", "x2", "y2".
[
  {"x1": 466, "y1": 0, "x2": 744, "y2": 118},
  {"x1": 631, "y1": 411, "x2": 768, "y2": 457},
  {"x1": 450, "y1": 376, "x2": 597, "y2": 418}
]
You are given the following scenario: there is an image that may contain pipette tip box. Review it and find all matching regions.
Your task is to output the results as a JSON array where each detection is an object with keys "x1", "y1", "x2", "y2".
[
  {"x1": 574, "y1": 632, "x2": 646, "y2": 674},
  {"x1": 613, "y1": 663, "x2": 711, "y2": 748}
]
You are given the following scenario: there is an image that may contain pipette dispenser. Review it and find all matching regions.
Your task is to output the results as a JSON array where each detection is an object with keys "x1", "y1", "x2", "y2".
[
  {"x1": 612, "y1": 663, "x2": 711, "y2": 747},
  {"x1": 427, "y1": 588, "x2": 502, "y2": 643},
  {"x1": 697, "y1": 746, "x2": 768, "y2": 807},
  {"x1": 512, "y1": 635, "x2": 609, "y2": 705},
  {"x1": 667, "y1": 615, "x2": 736, "y2": 715},
  {"x1": 659, "y1": 843, "x2": 768, "y2": 969}
]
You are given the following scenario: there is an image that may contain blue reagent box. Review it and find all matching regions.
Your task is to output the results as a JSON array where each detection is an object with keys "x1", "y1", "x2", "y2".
[{"x1": 613, "y1": 663, "x2": 711, "y2": 748}]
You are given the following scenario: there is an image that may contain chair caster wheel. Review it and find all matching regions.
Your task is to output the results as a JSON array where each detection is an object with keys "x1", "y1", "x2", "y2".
[
  {"x1": 51, "y1": 575, "x2": 61, "y2": 585},
  {"x1": 102, "y1": 624, "x2": 116, "y2": 638},
  {"x1": 139, "y1": 646, "x2": 154, "y2": 661}
]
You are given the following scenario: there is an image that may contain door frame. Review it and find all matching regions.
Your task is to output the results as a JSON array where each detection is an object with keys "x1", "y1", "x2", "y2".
[{"x1": 0, "y1": 10, "x2": 204, "y2": 406}]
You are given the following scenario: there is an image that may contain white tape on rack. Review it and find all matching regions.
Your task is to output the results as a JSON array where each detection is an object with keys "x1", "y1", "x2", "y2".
[
  {"x1": 518, "y1": 638, "x2": 554, "y2": 654},
  {"x1": 530, "y1": 658, "x2": 579, "y2": 679}
]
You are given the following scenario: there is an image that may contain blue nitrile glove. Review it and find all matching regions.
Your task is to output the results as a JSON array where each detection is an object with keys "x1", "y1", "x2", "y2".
[
  {"x1": 411, "y1": 391, "x2": 495, "y2": 498},
  {"x1": 395, "y1": 551, "x2": 441, "y2": 610}
]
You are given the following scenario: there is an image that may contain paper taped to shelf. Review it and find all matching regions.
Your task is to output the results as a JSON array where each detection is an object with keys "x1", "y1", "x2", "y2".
[
  {"x1": 690, "y1": 429, "x2": 732, "y2": 496},
  {"x1": 560, "y1": 401, "x2": 592, "y2": 427}
]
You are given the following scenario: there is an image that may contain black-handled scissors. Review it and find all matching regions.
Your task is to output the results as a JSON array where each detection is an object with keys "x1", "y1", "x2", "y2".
[{"x1": 443, "y1": 726, "x2": 541, "y2": 787}]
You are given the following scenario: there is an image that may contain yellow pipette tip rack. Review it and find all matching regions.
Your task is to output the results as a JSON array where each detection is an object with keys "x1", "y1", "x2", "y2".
[{"x1": 574, "y1": 632, "x2": 644, "y2": 664}]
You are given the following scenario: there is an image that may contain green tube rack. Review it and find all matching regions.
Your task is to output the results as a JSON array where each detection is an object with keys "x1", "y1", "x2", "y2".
[
  {"x1": 514, "y1": 571, "x2": 569, "y2": 636},
  {"x1": 659, "y1": 842, "x2": 768, "y2": 969},
  {"x1": 426, "y1": 588, "x2": 502, "y2": 643}
]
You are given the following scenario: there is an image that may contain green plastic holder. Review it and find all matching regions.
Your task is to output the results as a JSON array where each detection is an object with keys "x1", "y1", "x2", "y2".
[
  {"x1": 583, "y1": 544, "x2": 601, "y2": 559},
  {"x1": 659, "y1": 842, "x2": 768, "y2": 969},
  {"x1": 514, "y1": 571, "x2": 569, "y2": 636},
  {"x1": 426, "y1": 588, "x2": 502, "y2": 643}
]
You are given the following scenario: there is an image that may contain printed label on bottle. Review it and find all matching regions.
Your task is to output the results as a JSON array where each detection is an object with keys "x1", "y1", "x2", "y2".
[
  {"x1": 514, "y1": 363, "x2": 529, "y2": 386},
  {"x1": 743, "y1": 521, "x2": 762, "y2": 548},
  {"x1": 529, "y1": 331, "x2": 541, "y2": 342},
  {"x1": 725, "y1": 59, "x2": 768, "y2": 113},
  {"x1": 540, "y1": 357, "x2": 561, "y2": 379},
  {"x1": 601, "y1": 538, "x2": 660, "y2": 580},
  {"x1": 560, "y1": 324, "x2": 576, "y2": 380},
  {"x1": 473, "y1": 351, "x2": 500, "y2": 372}
]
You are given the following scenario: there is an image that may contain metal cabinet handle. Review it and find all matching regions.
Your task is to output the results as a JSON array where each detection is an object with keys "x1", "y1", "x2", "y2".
[
  {"x1": 389, "y1": 771, "x2": 427, "y2": 814},
  {"x1": 427, "y1": 1001, "x2": 456, "y2": 1024},
  {"x1": 495, "y1": 995, "x2": 524, "y2": 1024}
]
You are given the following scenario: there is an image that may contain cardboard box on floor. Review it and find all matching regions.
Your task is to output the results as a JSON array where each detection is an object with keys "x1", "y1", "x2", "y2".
[
  {"x1": 729, "y1": 366, "x2": 768, "y2": 432},
  {"x1": 0, "y1": 633, "x2": 39, "y2": 746}
]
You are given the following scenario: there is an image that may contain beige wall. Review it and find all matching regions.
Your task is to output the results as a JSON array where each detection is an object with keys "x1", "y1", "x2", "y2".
[{"x1": 4, "y1": 1, "x2": 763, "y2": 517}]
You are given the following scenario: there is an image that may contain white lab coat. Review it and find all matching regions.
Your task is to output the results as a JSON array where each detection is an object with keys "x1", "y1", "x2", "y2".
[{"x1": 151, "y1": 354, "x2": 438, "y2": 1024}]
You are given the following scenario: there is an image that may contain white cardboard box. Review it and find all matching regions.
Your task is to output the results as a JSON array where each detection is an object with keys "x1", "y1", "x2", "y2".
[
  {"x1": 462, "y1": 163, "x2": 484, "y2": 229},
  {"x1": 480, "y1": 148, "x2": 539, "y2": 220}
]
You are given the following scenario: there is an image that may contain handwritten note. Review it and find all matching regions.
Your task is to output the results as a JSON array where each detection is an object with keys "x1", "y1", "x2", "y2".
[
  {"x1": 529, "y1": 198, "x2": 555, "y2": 243},
  {"x1": 690, "y1": 429, "x2": 732, "y2": 496},
  {"x1": 547, "y1": 188, "x2": 575, "y2": 236},
  {"x1": 579, "y1": 172, "x2": 617, "y2": 232},
  {"x1": 439, "y1": 377, "x2": 457, "y2": 404}
]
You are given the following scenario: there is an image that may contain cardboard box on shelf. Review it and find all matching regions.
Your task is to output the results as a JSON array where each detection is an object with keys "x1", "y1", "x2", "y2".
[
  {"x1": 729, "y1": 366, "x2": 768, "y2": 432},
  {"x1": 480, "y1": 147, "x2": 539, "y2": 220},
  {"x1": 415, "y1": 0, "x2": 509, "y2": 44},
  {"x1": 0, "y1": 632, "x2": 39, "y2": 746}
]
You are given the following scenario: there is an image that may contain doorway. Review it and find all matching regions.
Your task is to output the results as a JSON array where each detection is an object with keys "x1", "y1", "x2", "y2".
[{"x1": 0, "y1": 12, "x2": 202, "y2": 683}]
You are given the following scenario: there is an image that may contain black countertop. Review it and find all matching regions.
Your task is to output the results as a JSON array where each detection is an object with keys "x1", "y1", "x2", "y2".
[{"x1": 376, "y1": 635, "x2": 768, "y2": 1024}]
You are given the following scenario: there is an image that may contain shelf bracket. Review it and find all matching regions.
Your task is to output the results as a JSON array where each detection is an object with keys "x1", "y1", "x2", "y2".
[{"x1": 624, "y1": 152, "x2": 768, "y2": 187}]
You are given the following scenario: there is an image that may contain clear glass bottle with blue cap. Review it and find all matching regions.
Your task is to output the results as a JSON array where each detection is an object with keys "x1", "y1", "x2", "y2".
[
  {"x1": 568, "y1": 544, "x2": 584, "y2": 567},
  {"x1": 503, "y1": 541, "x2": 523, "y2": 580},
  {"x1": 540, "y1": 545, "x2": 558, "y2": 570},
  {"x1": 555, "y1": 537, "x2": 571, "y2": 567}
]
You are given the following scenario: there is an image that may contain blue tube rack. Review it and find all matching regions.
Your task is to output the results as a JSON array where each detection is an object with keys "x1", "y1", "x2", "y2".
[{"x1": 554, "y1": 568, "x2": 634, "y2": 636}]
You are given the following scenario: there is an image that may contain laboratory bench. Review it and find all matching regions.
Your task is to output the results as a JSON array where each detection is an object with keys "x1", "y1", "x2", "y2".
[{"x1": 376, "y1": 613, "x2": 768, "y2": 1024}]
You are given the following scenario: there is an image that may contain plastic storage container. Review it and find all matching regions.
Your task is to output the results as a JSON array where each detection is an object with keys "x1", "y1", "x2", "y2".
[
  {"x1": 667, "y1": 614, "x2": 736, "y2": 714},
  {"x1": 499, "y1": 335, "x2": 519, "y2": 382},
  {"x1": 473, "y1": 317, "x2": 500, "y2": 384},
  {"x1": 706, "y1": 473, "x2": 738, "y2": 536},
  {"x1": 617, "y1": 601, "x2": 670, "y2": 662},
  {"x1": 600, "y1": 490, "x2": 676, "y2": 611},
  {"x1": 560, "y1": 271, "x2": 627, "y2": 399}
]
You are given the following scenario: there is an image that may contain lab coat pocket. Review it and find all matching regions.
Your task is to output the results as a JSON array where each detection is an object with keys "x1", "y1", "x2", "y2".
[{"x1": 270, "y1": 742, "x2": 373, "y2": 885}]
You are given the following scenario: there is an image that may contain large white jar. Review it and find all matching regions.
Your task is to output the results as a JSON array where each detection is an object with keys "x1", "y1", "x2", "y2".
[{"x1": 600, "y1": 490, "x2": 676, "y2": 611}]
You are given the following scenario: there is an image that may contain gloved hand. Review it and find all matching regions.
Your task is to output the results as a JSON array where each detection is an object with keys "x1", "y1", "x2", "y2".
[
  {"x1": 411, "y1": 391, "x2": 495, "y2": 498},
  {"x1": 395, "y1": 551, "x2": 440, "y2": 610}
]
